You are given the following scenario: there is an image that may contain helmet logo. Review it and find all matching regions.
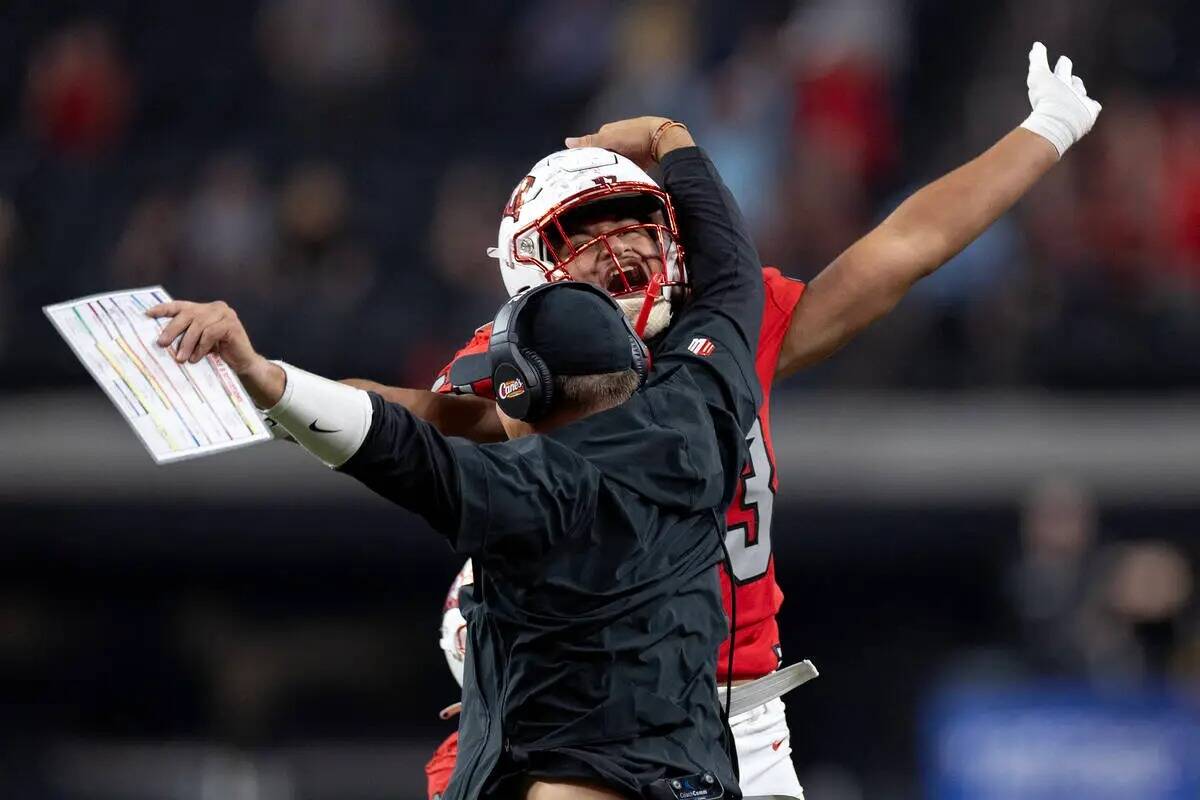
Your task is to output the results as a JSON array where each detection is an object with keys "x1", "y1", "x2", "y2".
[
  {"x1": 503, "y1": 175, "x2": 537, "y2": 221},
  {"x1": 497, "y1": 378, "x2": 526, "y2": 400},
  {"x1": 592, "y1": 175, "x2": 618, "y2": 187}
]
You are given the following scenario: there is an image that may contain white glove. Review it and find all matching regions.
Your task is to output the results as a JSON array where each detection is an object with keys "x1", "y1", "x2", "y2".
[{"x1": 1019, "y1": 41, "x2": 1102, "y2": 158}]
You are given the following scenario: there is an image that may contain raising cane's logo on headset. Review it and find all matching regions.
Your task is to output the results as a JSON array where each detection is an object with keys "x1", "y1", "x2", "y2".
[{"x1": 496, "y1": 378, "x2": 526, "y2": 400}]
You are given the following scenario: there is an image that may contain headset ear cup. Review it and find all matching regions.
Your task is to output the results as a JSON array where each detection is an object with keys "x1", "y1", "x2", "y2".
[{"x1": 519, "y1": 347, "x2": 554, "y2": 421}]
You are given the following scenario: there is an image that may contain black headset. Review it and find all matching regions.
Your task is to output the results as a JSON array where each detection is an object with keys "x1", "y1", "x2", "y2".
[{"x1": 489, "y1": 281, "x2": 649, "y2": 422}]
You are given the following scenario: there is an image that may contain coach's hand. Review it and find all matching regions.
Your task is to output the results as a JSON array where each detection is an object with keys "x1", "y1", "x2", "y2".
[
  {"x1": 565, "y1": 115, "x2": 695, "y2": 168},
  {"x1": 146, "y1": 300, "x2": 285, "y2": 407}
]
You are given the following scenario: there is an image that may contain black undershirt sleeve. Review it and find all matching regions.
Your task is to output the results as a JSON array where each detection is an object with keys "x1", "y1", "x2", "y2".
[{"x1": 653, "y1": 146, "x2": 764, "y2": 434}]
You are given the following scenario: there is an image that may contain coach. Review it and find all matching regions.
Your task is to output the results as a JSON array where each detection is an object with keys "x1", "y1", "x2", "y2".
[{"x1": 148, "y1": 143, "x2": 764, "y2": 800}]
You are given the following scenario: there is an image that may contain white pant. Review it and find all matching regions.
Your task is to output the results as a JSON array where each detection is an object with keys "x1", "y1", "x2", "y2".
[{"x1": 730, "y1": 696, "x2": 804, "y2": 799}]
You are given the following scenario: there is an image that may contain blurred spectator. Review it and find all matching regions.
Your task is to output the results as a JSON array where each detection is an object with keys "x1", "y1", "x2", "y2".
[
  {"x1": 585, "y1": 0, "x2": 704, "y2": 126},
  {"x1": 1077, "y1": 94, "x2": 1168, "y2": 286},
  {"x1": 759, "y1": 130, "x2": 868, "y2": 276},
  {"x1": 1082, "y1": 541, "x2": 1193, "y2": 682},
  {"x1": 691, "y1": 26, "x2": 792, "y2": 232},
  {"x1": 111, "y1": 191, "x2": 182, "y2": 289},
  {"x1": 783, "y1": 0, "x2": 905, "y2": 184},
  {"x1": 181, "y1": 153, "x2": 275, "y2": 297},
  {"x1": 273, "y1": 161, "x2": 374, "y2": 311},
  {"x1": 512, "y1": 0, "x2": 615, "y2": 99},
  {"x1": 1009, "y1": 477, "x2": 1196, "y2": 683},
  {"x1": 398, "y1": 158, "x2": 512, "y2": 384},
  {"x1": 1008, "y1": 477, "x2": 1098, "y2": 675},
  {"x1": 1162, "y1": 104, "x2": 1200, "y2": 281},
  {"x1": 751, "y1": 0, "x2": 908, "y2": 275},
  {"x1": 24, "y1": 21, "x2": 132, "y2": 159},
  {"x1": 426, "y1": 158, "x2": 510, "y2": 307},
  {"x1": 258, "y1": 0, "x2": 411, "y2": 95}
]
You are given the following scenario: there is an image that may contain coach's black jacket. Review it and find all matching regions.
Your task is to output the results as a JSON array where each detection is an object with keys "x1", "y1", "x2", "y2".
[{"x1": 341, "y1": 148, "x2": 763, "y2": 799}]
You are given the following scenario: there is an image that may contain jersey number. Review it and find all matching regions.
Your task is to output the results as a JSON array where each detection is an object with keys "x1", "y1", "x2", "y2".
[{"x1": 724, "y1": 417, "x2": 775, "y2": 584}]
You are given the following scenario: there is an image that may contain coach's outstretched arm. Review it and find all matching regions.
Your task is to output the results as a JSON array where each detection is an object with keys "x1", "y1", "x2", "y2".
[
  {"x1": 144, "y1": 299, "x2": 593, "y2": 550},
  {"x1": 147, "y1": 299, "x2": 461, "y2": 520},
  {"x1": 775, "y1": 41, "x2": 1102, "y2": 377}
]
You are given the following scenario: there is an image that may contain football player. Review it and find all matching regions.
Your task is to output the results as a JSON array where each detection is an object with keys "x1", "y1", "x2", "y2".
[{"x1": 349, "y1": 43, "x2": 1102, "y2": 799}]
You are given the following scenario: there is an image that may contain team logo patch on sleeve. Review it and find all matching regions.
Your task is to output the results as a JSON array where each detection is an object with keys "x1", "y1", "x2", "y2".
[
  {"x1": 497, "y1": 378, "x2": 526, "y2": 400},
  {"x1": 688, "y1": 337, "x2": 716, "y2": 357}
]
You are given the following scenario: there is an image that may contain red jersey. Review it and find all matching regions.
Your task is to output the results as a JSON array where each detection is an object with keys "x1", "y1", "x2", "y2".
[
  {"x1": 716, "y1": 266, "x2": 806, "y2": 679},
  {"x1": 431, "y1": 267, "x2": 805, "y2": 680},
  {"x1": 424, "y1": 730, "x2": 458, "y2": 800}
]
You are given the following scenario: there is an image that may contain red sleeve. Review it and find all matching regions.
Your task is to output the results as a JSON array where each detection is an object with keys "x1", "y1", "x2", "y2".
[
  {"x1": 425, "y1": 731, "x2": 459, "y2": 800},
  {"x1": 430, "y1": 323, "x2": 496, "y2": 399},
  {"x1": 754, "y1": 267, "x2": 806, "y2": 393}
]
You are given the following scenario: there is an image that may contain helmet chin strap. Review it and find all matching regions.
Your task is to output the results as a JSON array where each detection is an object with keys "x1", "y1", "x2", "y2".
[{"x1": 632, "y1": 272, "x2": 664, "y2": 338}]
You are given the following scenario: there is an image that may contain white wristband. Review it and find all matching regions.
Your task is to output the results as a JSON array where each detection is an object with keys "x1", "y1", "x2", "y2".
[
  {"x1": 264, "y1": 361, "x2": 374, "y2": 468},
  {"x1": 1020, "y1": 112, "x2": 1070, "y2": 158}
]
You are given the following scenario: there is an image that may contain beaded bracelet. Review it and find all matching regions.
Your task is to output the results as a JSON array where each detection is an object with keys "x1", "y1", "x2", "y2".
[{"x1": 650, "y1": 120, "x2": 689, "y2": 163}]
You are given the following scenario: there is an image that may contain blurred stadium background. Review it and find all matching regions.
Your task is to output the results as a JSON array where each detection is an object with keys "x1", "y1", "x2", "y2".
[{"x1": 1, "y1": 0, "x2": 1199, "y2": 798}]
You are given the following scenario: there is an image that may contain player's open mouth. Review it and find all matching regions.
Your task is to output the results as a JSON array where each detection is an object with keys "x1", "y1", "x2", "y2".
[{"x1": 605, "y1": 260, "x2": 651, "y2": 294}]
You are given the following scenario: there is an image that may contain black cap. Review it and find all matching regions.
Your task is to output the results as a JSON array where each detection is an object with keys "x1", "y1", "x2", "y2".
[{"x1": 523, "y1": 285, "x2": 632, "y2": 376}]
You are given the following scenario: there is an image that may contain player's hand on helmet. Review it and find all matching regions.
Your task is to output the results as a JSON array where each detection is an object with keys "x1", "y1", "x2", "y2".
[
  {"x1": 146, "y1": 299, "x2": 263, "y2": 374},
  {"x1": 1019, "y1": 41, "x2": 1102, "y2": 158},
  {"x1": 565, "y1": 116, "x2": 694, "y2": 169}
]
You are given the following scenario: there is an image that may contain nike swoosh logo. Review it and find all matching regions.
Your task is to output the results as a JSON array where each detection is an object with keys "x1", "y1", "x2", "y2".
[
  {"x1": 308, "y1": 420, "x2": 342, "y2": 433},
  {"x1": 771, "y1": 738, "x2": 786, "y2": 751}
]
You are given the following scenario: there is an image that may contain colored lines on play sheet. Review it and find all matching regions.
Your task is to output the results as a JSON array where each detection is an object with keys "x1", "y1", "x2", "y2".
[
  {"x1": 138, "y1": 290, "x2": 259, "y2": 438},
  {"x1": 92, "y1": 299, "x2": 197, "y2": 450},
  {"x1": 46, "y1": 287, "x2": 267, "y2": 462},
  {"x1": 124, "y1": 293, "x2": 249, "y2": 442}
]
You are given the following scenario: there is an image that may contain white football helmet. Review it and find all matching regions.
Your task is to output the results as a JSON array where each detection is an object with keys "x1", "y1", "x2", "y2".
[
  {"x1": 489, "y1": 147, "x2": 687, "y2": 338},
  {"x1": 438, "y1": 559, "x2": 474, "y2": 688}
]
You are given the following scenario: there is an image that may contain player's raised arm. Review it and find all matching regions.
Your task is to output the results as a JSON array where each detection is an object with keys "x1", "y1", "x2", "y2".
[
  {"x1": 566, "y1": 117, "x2": 765, "y2": 431},
  {"x1": 775, "y1": 42, "x2": 1102, "y2": 378}
]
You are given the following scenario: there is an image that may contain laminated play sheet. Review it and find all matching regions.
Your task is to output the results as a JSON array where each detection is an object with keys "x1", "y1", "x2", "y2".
[{"x1": 45, "y1": 286, "x2": 271, "y2": 463}]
